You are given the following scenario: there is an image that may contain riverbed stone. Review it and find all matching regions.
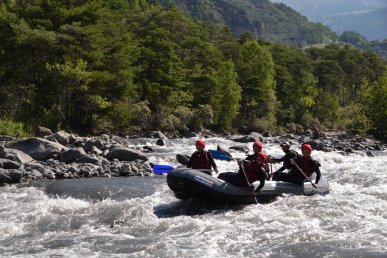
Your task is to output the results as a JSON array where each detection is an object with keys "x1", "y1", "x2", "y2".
[
  {"x1": 34, "y1": 126, "x2": 53, "y2": 138},
  {"x1": 74, "y1": 155, "x2": 101, "y2": 165},
  {"x1": 0, "y1": 171, "x2": 13, "y2": 184},
  {"x1": 176, "y1": 154, "x2": 190, "y2": 165},
  {"x1": 59, "y1": 148, "x2": 87, "y2": 163},
  {"x1": 45, "y1": 131, "x2": 72, "y2": 146},
  {"x1": 232, "y1": 132, "x2": 264, "y2": 143},
  {"x1": 0, "y1": 146, "x2": 34, "y2": 164},
  {"x1": 12, "y1": 137, "x2": 68, "y2": 161},
  {"x1": 106, "y1": 147, "x2": 148, "y2": 161},
  {"x1": 0, "y1": 158, "x2": 21, "y2": 169}
]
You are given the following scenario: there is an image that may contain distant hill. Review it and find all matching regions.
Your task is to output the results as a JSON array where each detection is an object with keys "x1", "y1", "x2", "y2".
[
  {"x1": 150, "y1": 0, "x2": 337, "y2": 47},
  {"x1": 270, "y1": 0, "x2": 387, "y2": 40}
]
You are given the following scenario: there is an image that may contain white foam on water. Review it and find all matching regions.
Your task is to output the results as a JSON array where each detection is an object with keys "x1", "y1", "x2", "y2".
[{"x1": 1, "y1": 137, "x2": 386, "y2": 257}]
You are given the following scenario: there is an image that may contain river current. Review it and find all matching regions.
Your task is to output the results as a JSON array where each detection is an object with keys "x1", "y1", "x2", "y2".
[{"x1": 1, "y1": 137, "x2": 386, "y2": 257}]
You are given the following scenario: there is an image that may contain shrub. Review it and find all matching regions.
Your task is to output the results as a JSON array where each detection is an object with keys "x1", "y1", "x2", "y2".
[{"x1": 0, "y1": 119, "x2": 32, "y2": 137}]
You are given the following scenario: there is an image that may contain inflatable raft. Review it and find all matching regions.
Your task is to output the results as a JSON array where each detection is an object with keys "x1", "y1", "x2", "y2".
[{"x1": 167, "y1": 168, "x2": 330, "y2": 204}]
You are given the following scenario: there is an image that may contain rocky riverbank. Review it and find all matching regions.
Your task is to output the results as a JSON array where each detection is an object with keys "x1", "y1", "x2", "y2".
[{"x1": 0, "y1": 128, "x2": 386, "y2": 186}]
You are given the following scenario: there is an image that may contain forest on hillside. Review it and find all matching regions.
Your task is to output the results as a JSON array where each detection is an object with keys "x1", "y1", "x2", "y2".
[
  {"x1": 150, "y1": 0, "x2": 338, "y2": 47},
  {"x1": 0, "y1": 0, "x2": 386, "y2": 140}
]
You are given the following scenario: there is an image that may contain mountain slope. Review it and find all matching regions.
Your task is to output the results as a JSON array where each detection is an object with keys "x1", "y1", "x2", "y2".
[
  {"x1": 271, "y1": 0, "x2": 387, "y2": 40},
  {"x1": 151, "y1": 0, "x2": 337, "y2": 47}
]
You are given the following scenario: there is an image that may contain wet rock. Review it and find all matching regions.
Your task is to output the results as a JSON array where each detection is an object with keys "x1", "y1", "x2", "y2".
[
  {"x1": 0, "y1": 146, "x2": 33, "y2": 164},
  {"x1": 75, "y1": 155, "x2": 101, "y2": 165},
  {"x1": 303, "y1": 129, "x2": 313, "y2": 136},
  {"x1": 232, "y1": 132, "x2": 264, "y2": 143},
  {"x1": 155, "y1": 132, "x2": 173, "y2": 147},
  {"x1": 229, "y1": 145, "x2": 249, "y2": 153},
  {"x1": 176, "y1": 154, "x2": 190, "y2": 165},
  {"x1": 42, "y1": 169, "x2": 56, "y2": 179},
  {"x1": 7, "y1": 170, "x2": 22, "y2": 183},
  {"x1": 45, "y1": 131, "x2": 72, "y2": 146},
  {"x1": 119, "y1": 163, "x2": 132, "y2": 176},
  {"x1": 59, "y1": 148, "x2": 87, "y2": 163},
  {"x1": 0, "y1": 171, "x2": 13, "y2": 184},
  {"x1": 35, "y1": 126, "x2": 53, "y2": 138},
  {"x1": 106, "y1": 147, "x2": 148, "y2": 161},
  {"x1": 183, "y1": 132, "x2": 197, "y2": 138},
  {"x1": 30, "y1": 169, "x2": 43, "y2": 179},
  {"x1": 0, "y1": 158, "x2": 21, "y2": 169},
  {"x1": 216, "y1": 144, "x2": 232, "y2": 155},
  {"x1": 12, "y1": 137, "x2": 68, "y2": 161}
]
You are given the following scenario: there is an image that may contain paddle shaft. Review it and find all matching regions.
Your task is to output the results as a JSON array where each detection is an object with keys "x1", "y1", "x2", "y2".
[
  {"x1": 292, "y1": 162, "x2": 323, "y2": 194},
  {"x1": 240, "y1": 161, "x2": 259, "y2": 204}
]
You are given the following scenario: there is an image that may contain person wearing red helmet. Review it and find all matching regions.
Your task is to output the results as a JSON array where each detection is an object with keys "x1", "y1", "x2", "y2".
[
  {"x1": 272, "y1": 143, "x2": 321, "y2": 186},
  {"x1": 245, "y1": 141, "x2": 263, "y2": 161},
  {"x1": 218, "y1": 152, "x2": 267, "y2": 195},
  {"x1": 243, "y1": 141, "x2": 270, "y2": 179},
  {"x1": 187, "y1": 139, "x2": 219, "y2": 175}
]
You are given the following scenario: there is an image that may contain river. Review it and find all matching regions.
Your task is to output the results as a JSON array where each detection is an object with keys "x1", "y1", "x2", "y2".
[{"x1": 1, "y1": 137, "x2": 386, "y2": 257}]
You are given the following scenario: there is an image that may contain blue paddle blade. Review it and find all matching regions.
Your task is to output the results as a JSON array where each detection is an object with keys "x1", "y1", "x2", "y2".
[
  {"x1": 208, "y1": 149, "x2": 233, "y2": 161},
  {"x1": 153, "y1": 164, "x2": 174, "y2": 174}
]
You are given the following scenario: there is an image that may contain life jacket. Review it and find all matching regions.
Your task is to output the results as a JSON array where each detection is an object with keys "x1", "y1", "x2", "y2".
[
  {"x1": 244, "y1": 161, "x2": 265, "y2": 183},
  {"x1": 191, "y1": 151, "x2": 211, "y2": 169},
  {"x1": 246, "y1": 153, "x2": 270, "y2": 179},
  {"x1": 296, "y1": 156, "x2": 317, "y2": 177}
]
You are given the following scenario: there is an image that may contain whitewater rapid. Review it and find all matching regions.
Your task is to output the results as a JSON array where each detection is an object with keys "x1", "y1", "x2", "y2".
[{"x1": 0, "y1": 137, "x2": 386, "y2": 257}]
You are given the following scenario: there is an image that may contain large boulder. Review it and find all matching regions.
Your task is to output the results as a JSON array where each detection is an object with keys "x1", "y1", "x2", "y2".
[
  {"x1": 176, "y1": 154, "x2": 190, "y2": 165},
  {"x1": 232, "y1": 132, "x2": 264, "y2": 143},
  {"x1": 58, "y1": 148, "x2": 87, "y2": 163},
  {"x1": 0, "y1": 169, "x2": 22, "y2": 184},
  {"x1": 12, "y1": 137, "x2": 68, "y2": 161},
  {"x1": 45, "y1": 131, "x2": 72, "y2": 146},
  {"x1": 0, "y1": 146, "x2": 33, "y2": 163},
  {"x1": 34, "y1": 126, "x2": 53, "y2": 138},
  {"x1": 0, "y1": 171, "x2": 13, "y2": 184},
  {"x1": 106, "y1": 147, "x2": 148, "y2": 161},
  {"x1": 0, "y1": 158, "x2": 21, "y2": 169}
]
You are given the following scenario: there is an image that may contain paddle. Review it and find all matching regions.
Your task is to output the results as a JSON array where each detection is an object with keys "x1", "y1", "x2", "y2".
[
  {"x1": 153, "y1": 164, "x2": 174, "y2": 174},
  {"x1": 239, "y1": 161, "x2": 259, "y2": 204},
  {"x1": 208, "y1": 149, "x2": 233, "y2": 161},
  {"x1": 292, "y1": 161, "x2": 324, "y2": 195}
]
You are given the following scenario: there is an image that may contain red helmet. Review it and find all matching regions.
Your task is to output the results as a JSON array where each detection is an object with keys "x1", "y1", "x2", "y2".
[
  {"x1": 301, "y1": 144, "x2": 312, "y2": 153},
  {"x1": 253, "y1": 141, "x2": 263, "y2": 149},
  {"x1": 196, "y1": 139, "x2": 205, "y2": 147},
  {"x1": 257, "y1": 152, "x2": 267, "y2": 161}
]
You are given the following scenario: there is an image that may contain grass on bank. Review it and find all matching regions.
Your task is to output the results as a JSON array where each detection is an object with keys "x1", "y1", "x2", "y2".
[{"x1": 0, "y1": 119, "x2": 32, "y2": 137}]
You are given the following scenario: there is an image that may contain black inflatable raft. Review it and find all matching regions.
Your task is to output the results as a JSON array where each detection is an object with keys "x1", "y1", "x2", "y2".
[{"x1": 167, "y1": 168, "x2": 330, "y2": 204}]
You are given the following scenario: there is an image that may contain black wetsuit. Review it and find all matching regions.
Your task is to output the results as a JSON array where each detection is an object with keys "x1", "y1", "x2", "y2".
[
  {"x1": 272, "y1": 155, "x2": 321, "y2": 185},
  {"x1": 271, "y1": 150, "x2": 299, "y2": 173}
]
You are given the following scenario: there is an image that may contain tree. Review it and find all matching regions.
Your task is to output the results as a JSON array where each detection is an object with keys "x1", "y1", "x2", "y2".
[
  {"x1": 237, "y1": 40, "x2": 276, "y2": 131},
  {"x1": 361, "y1": 72, "x2": 387, "y2": 140},
  {"x1": 270, "y1": 44, "x2": 317, "y2": 126},
  {"x1": 216, "y1": 61, "x2": 241, "y2": 131}
]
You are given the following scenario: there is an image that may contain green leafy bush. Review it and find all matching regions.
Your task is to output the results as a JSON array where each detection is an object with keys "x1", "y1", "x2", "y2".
[{"x1": 0, "y1": 119, "x2": 31, "y2": 137}]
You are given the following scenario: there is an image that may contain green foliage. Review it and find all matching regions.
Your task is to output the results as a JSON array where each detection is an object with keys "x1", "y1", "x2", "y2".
[
  {"x1": 340, "y1": 31, "x2": 369, "y2": 48},
  {"x1": 217, "y1": 61, "x2": 241, "y2": 131},
  {"x1": 0, "y1": 119, "x2": 32, "y2": 137},
  {"x1": 0, "y1": 0, "x2": 386, "y2": 139},
  {"x1": 152, "y1": 0, "x2": 337, "y2": 47},
  {"x1": 237, "y1": 40, "x2": 276, "y2": 130},
  {"x1": 360, "y1": 72, "x2": 387, "y2": 140},
  {"x1": 270, "y1": 44, "x2": 317, "y2": 126}
]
